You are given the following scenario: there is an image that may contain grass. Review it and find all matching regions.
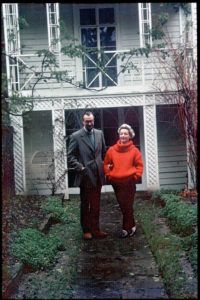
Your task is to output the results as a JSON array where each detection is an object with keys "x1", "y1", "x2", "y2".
[{"x1": 134, "y1": 193, "x2": 197, "y2": 299}]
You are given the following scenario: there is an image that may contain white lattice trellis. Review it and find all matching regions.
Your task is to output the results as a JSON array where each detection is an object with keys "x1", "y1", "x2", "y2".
[
  {"x1": 52, "y1": 109, "x2": 67, "y2": 194},
  {"x1": 63, "y1": 95, "x2": 144, "y2": 109},
  {"x1": 3, "y1": 3, "x2": 20, "y2": 95},
  {"x1": 46, "y1": 3, "x2": 61, "y2": 54},
  {"x1": 29, "y1": 95, "x2": 144, "y2": 111},
  {"x1": 138, "y1": 3, "x2": 152, "y2": 48},
  {"x1": 10, "y1": 115, "x2": 26, "y2": 194},
  {"x1": 143, "y1": 104, "x2": 159, "y2": 189},
  {"x1": 191, "y1": 3, "x2": 197, "y2": 59}
]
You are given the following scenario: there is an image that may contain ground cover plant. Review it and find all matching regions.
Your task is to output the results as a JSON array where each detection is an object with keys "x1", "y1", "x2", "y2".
[
  {"x1": 135, "y1": 189, "x2": 197, "y2": 298},
  {"x1": 11, "y1": 228, "x2": 62, "y2": 269},
  {"x1": 151, "y1": 189, "x2": 197, "y2": 275},
  {"x1": 3, "y1": 191, "x2": 197, "y2": 299},
  {"x1": 3, "y1": 194, "x2": 82, "y2": 299},
  {"x1": 2, "y1": 195, "x2": 46, "y2": 293}
]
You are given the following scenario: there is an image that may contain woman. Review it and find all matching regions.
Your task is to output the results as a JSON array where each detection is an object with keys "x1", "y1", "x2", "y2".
[{"x1": 104, "y1": 124, "x2": 144, "y2": 238}]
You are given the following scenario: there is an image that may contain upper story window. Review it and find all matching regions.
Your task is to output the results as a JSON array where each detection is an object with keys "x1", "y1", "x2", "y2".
[{"x1": 80, "y1": 7, "x2": 117, "y2": 88}]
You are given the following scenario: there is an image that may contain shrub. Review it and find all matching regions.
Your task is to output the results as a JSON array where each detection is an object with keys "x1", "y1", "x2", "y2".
[
  {"x1": 41, "y1": 196, "x2": 68, "y2": 223},
  {"x1": 151, "y1": 189, "x2": 180, "y2": 207},
  {"x1": 161, "y1": 193, "x2": 181, "y2": 204},
  {"x1": 151, "y1": 189, "x2": 180, "y2": 200},
  {"x1": 162, "y1": 196, "x2": 197, "y2": 236},
  {"x1": 181, "y1": 231, "x2": 197, "y2": 274},
  {"x1": 135, "y1": 197, "x2": 197, "y2": 297},
  {"x1": 11, "y1": 228, "x2": 62, "y2": 269}
]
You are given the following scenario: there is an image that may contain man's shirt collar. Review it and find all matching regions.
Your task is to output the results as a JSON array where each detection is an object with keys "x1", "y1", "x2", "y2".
[{"x1": 84, "y1": 127, "x2": 94, "y2": 134}]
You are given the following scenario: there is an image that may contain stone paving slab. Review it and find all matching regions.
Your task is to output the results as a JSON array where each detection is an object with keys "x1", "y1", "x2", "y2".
[
  {"x1": 121, "y1": 288, "x2": 168, "y2": 299},
  {"x1": 76, "y1": 257, "x2": 159, "y2": 278},
  {"x1": 72, "y1": 287, "x2": 168, "y2": 300},
  {"x1": 71, "y1": 194, "x2": 168, "y2": 299}
]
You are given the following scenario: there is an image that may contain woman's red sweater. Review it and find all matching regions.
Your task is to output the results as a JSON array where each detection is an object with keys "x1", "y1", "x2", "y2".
[{"x1": 104, "y1": 140, "x2": 144, "y2": 183}]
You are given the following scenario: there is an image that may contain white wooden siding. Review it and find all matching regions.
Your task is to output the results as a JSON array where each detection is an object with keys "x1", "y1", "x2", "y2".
[
  {"x1": 19, "y1": 4, "x2": 48, "y2": 55},
  {"x1": 16, "y1": 3, "x2": 184, "y2": 95},
  {"x1": 151, "y1": 3, "x2": 181, "y2": 44},
  {"x1": 59, "y1": 4, "x2": 74, "y2": 38},
  {"x1": 24, "y1": 111, "x2": 54, "y2": 195},
  {"x1": 118, "y1": 3, "x2": 140, "y2": 49},
  {"x1": 156, "y1": 106, "x2": 187, "y2": 190},
  {"x1": 19, "y1": 3, "x2": 76, "y2": 92}
]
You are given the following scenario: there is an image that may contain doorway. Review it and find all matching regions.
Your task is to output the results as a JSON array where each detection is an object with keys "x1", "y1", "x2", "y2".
[{"x1": 65, "y1": 106, "x2": 146, "y2": 191}]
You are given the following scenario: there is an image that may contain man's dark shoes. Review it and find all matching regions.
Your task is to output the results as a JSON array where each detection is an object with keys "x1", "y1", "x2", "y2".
[
  {"x1": 83, "y1": 232, "x2": 92, "y2": 240},
  {"x1": 92, "y1": 231, "x2": 108, "y2": 238}
]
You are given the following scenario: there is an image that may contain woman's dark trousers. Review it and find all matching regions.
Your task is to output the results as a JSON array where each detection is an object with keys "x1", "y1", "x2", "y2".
[{"x1": 112, "y1": 178, "x2": 136, "y2": 231}]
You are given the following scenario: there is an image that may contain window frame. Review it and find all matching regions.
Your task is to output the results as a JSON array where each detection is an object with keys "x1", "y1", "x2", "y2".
[{"x1": 73, "y1": 4, "x2": 118, "y2": 89}]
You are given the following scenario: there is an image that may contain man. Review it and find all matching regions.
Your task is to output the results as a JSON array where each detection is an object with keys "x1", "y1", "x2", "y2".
[{"x1": 67, "y1": 111, "x2": 108, "y2": 240}]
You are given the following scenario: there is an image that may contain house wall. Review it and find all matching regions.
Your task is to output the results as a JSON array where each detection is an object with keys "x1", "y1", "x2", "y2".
[
  {"x1": 59, "y1": 3, "x2": 76, "y2": 86},
  {"x1": 156, "y1": 105, "x2": 187, "y2": 190},
  {"x1": 23, "y1": 111, "x2": 54, "y2": 194},
  {"x1": 4, "y1": 3, "x2": 193, "y2": 195},
  {"x1": 19, "y1": 3, "x2": 76, "y2": 92},
  {"x1": 11, "y1": 94, "x2": 190, "y2": 195},
  {"x1": 2, "y1": 127, "x2": 15, "y2": 197},
  {"x1": 17, "y1": 3, "x2": 182, "y2": 96},
  {"x1": 19, "y1": 4, "x2": 48, "y2": 54},
  {"x1": 151, "y1": 4, "x2": 181, "y2": 43}
]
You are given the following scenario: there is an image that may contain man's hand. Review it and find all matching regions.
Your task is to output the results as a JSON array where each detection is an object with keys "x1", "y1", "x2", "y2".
[{"x1": 81, "y1": 167, "x2": 86, "y2": 173}]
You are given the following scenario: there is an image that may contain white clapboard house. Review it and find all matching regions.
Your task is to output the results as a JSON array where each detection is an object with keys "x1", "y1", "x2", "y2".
[{"x1": 2, "y1": 3, "x2": 197, "y2": 197}]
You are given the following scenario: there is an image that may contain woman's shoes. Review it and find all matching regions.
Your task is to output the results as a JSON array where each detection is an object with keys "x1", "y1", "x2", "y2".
[
  {"x1": 129, "y1": 226, "x2": 136, "y2": 236},
  {"x1": 121, "y1": 226, "x2": 136, "y2": 238},
  {"x1": 121, "y1": 229, "x2": 129, "y2": 238}
]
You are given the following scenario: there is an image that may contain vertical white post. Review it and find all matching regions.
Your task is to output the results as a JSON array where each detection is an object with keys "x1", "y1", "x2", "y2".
[
  {"x1": 138, "y1": 3, "x2": 152, "y2": 47},
  {"x1": 46, "y1": 3, "x2": 61, "y2": 66},
  {"x1": 2, "y1": 4, "x2": 11, "y2": 95},
  {"x1": 2, "y1": 3, "x2": 20, "y2": 95},
  {"x1": 143, "y1": 101, "x2": 159, "y2": 190},
  {"x1": 186, "y1": 139, "x2": 195, "y2": 190},
  {"x1": 10, "y1": 115, "x2": 26, "y2": 195},
  {"x1": 52, "y1": 108, "x2": 69, "y2": 197},
  {"x1": 138, "y1": 3, "x2": 143, "y2": 47},
  {"x1": 179, "y1": 6, "x2": 183, "y2": 44},
  {"x1": 191, "y1": 3, "x2": 197, "y2": 59},
  {"x1": 62, "y1": 108, "x2": 69, "y2": 199},
  {"x1": 138, "y1": 3, "x2": 152, "y2": 87},
  {"x1": 138, "y1": 3, "x2": 145, "y2": 86}
]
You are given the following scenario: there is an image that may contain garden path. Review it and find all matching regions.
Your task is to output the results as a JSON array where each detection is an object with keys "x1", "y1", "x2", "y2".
[{"x1": 70, "y1": 193, "x2": 168, "y2": 299}]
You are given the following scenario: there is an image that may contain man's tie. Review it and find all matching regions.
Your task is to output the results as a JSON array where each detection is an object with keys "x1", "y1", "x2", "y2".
[{"x1": 88, "y1": 131, "x2": 95, "y2": 149}]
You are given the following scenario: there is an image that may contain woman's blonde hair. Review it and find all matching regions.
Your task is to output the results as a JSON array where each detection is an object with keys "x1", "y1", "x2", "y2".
[{"x1": 118, "y1": 124, "x2": 135, "y2": 138}]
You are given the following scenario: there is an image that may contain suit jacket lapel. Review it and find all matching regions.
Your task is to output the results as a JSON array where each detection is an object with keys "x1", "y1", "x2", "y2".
[
  {"x1": 80, "y1": 128, "x2": 95, "y2": 151},
  {"x1": 94, "y1": 129, "x2": 99, "y2": 151}
]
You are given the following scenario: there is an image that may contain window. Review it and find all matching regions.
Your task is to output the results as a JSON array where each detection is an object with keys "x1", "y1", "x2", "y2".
[{"x1": 80, "y1": 7, "x2": 117, "y2": 88}]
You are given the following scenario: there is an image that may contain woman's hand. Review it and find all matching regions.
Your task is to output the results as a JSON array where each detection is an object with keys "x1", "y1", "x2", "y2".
[{"x1": 108, "y1": 164, "x2": 113, "y2": 170}]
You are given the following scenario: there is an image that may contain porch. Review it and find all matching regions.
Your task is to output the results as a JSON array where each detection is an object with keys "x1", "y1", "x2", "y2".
[{"x1": 10, "y1": 94, "x2": 188, "y2": 196}]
